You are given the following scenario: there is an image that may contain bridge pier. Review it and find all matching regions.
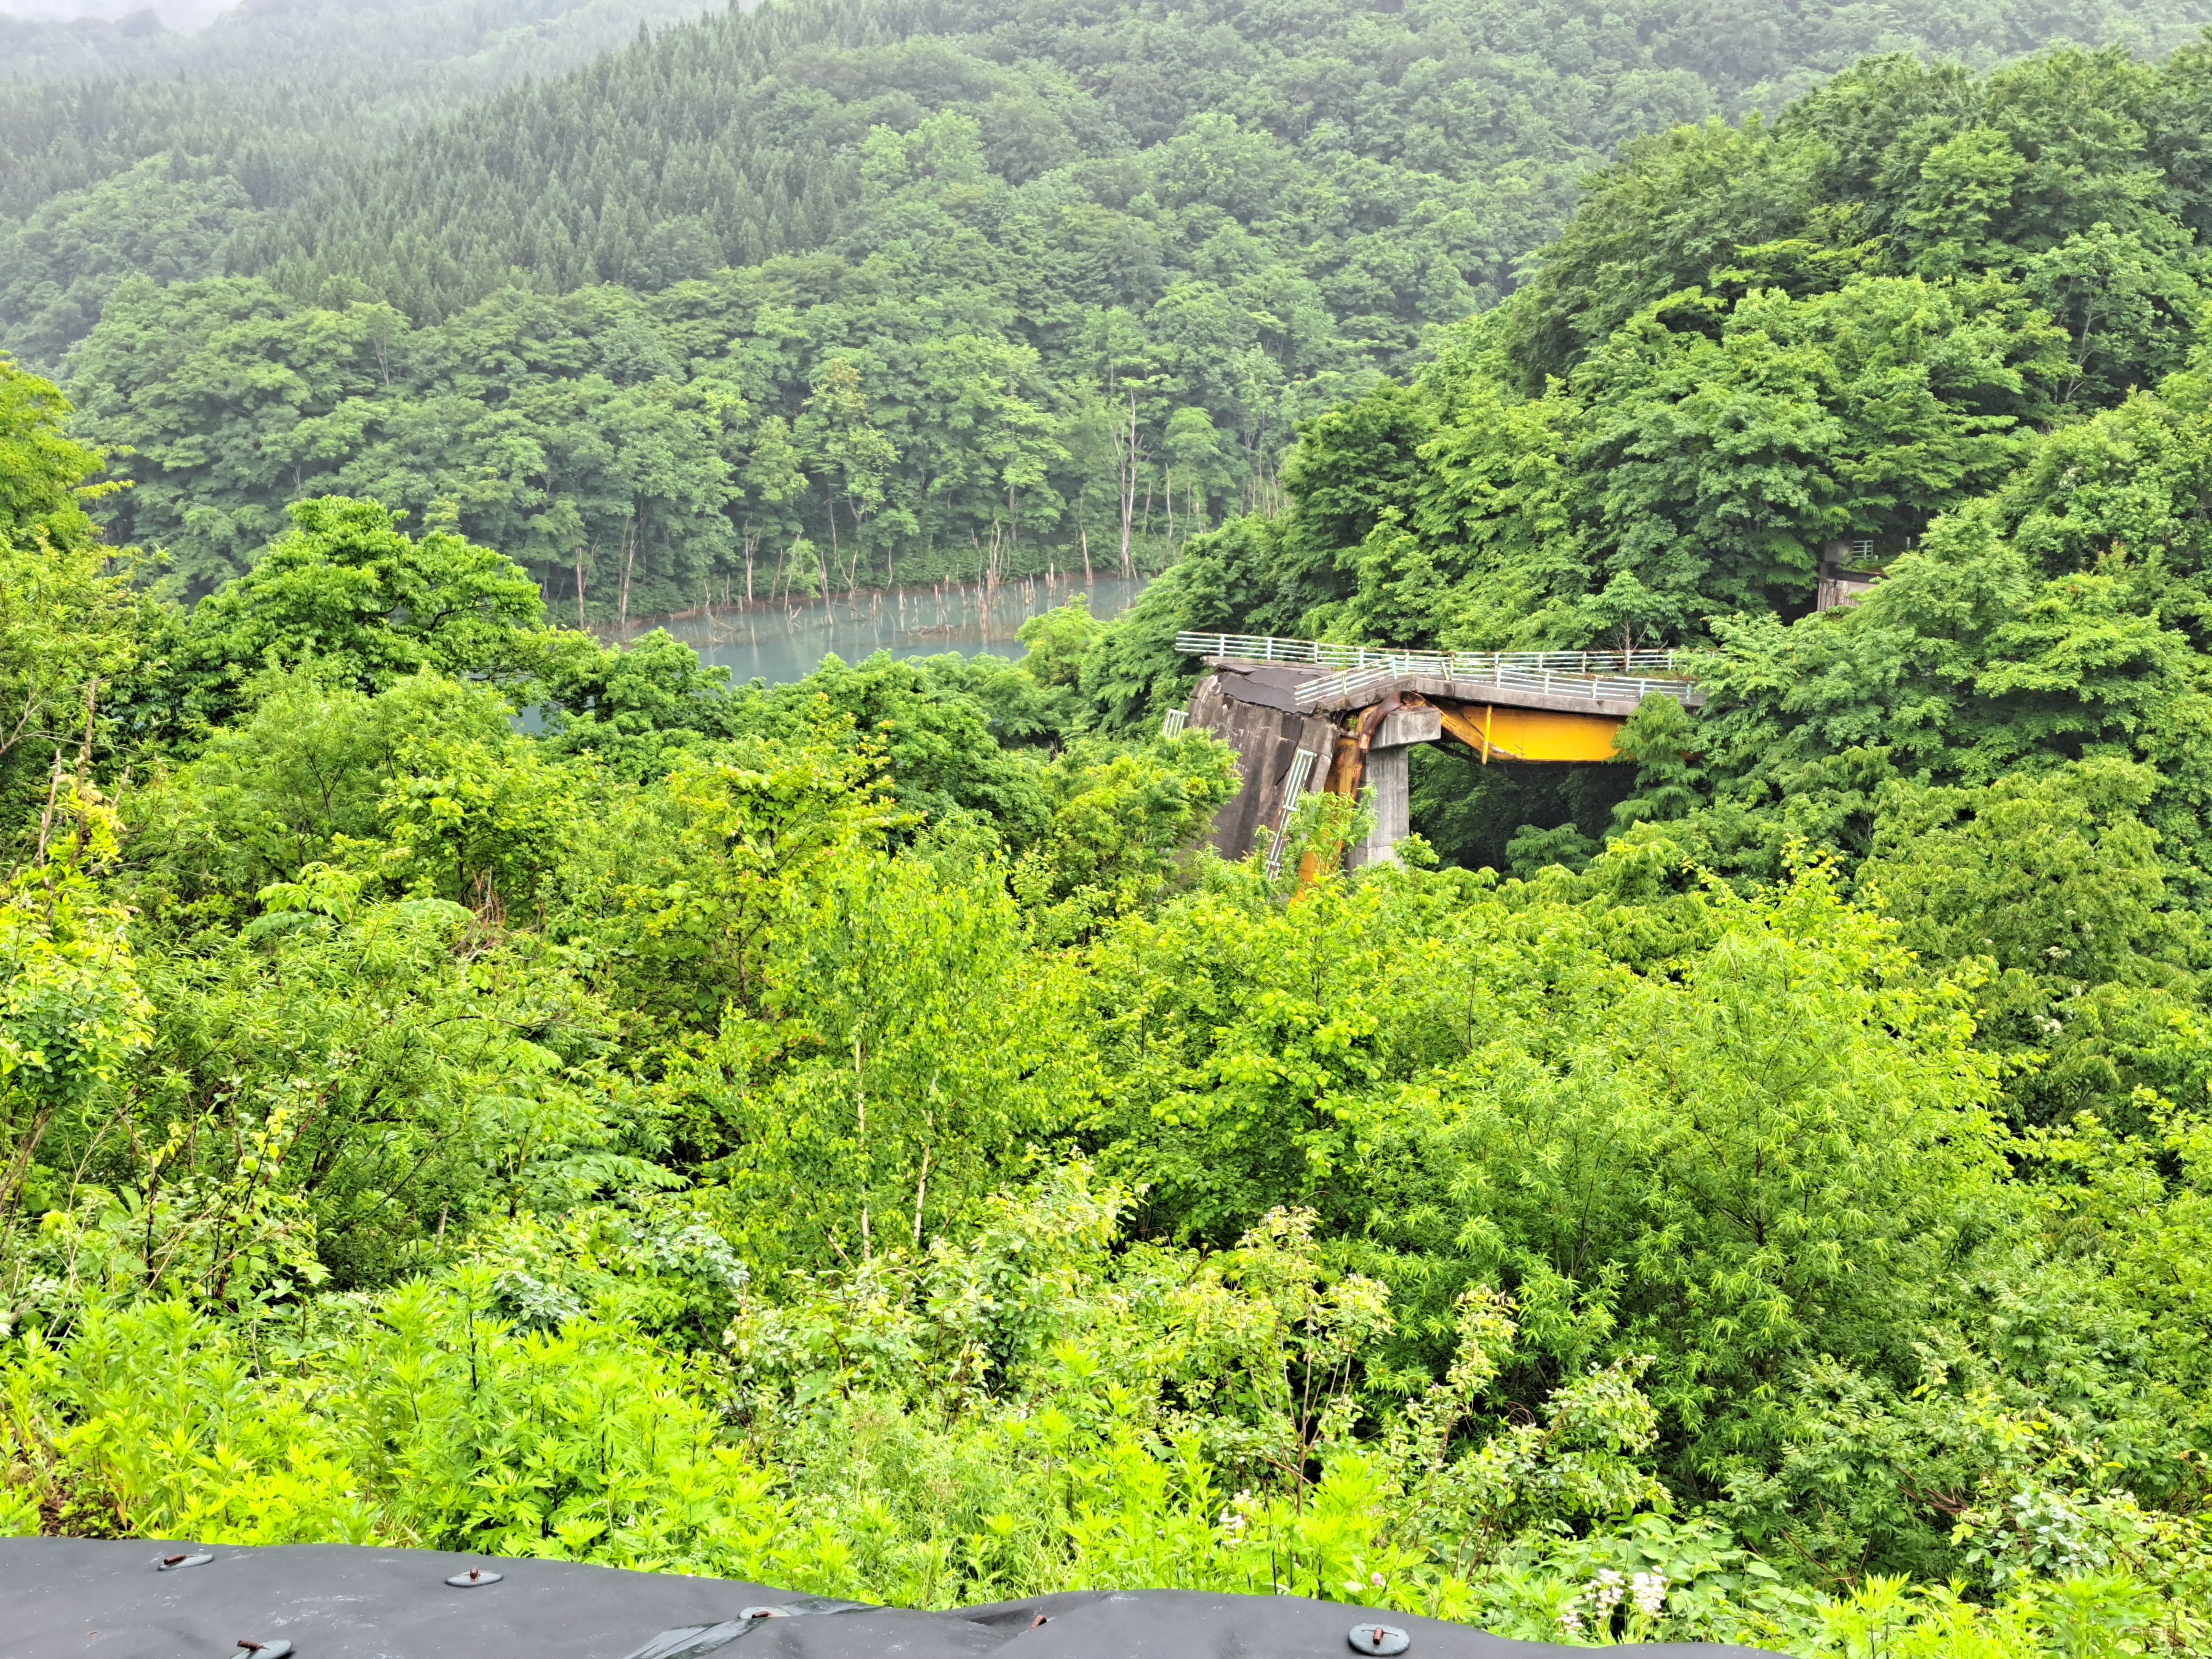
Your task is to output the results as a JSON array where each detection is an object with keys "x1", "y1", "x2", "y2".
[{"x1": 1350, "y1": 706, "x2": 1440, "y2": 868}]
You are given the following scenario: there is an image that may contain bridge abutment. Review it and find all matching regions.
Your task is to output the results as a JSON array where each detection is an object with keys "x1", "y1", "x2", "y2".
[{"x1": 1186, "y1": 672, "x2": 1337, "y2": 861}]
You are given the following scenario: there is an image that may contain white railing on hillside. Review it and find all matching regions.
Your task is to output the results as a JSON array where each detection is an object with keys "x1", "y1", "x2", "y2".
[
  {"x1": 1295, "y1": 661, "x2": 1695, "y2": 707},
  {"x1": 1174, "y1": 632, "x2": 1698, "y2": 707}
]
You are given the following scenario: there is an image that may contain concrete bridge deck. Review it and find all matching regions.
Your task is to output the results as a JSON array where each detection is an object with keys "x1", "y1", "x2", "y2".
[
  {"x1": 1169, "y1": 633, "x2": 1703, "y2": 871},
  {"x1": 1176, "y1": 631, "x2": 1702, "y2": 718}
]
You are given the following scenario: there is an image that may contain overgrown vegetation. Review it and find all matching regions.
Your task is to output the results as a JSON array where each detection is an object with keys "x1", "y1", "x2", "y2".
[
  {"x1": 1110, "y1": 40, "x2": 2212, "y2": 898},
  {"x1": 7, "y1": 325, "x2": 2212, "y2": 1648},
  {"x1": 6, "y1": 8, "x2": 2212, "y2": 1656}
]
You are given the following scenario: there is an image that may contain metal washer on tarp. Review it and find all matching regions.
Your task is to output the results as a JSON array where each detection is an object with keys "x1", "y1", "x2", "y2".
[
  {"x1": 1348, "y1": 1623, "x2": 1410, "y2": 1656},
  {"x1": 154, "y1": 1550, "x2": 213, "y2": 1571},
  {"x1": 446, "y1": 1567, "x2": 504, "y2": 1587}
]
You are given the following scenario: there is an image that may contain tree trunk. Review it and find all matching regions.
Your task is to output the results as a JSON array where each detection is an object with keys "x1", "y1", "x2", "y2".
[
  {"x1": 618, "y1": 518, "x2": 637, "y2": 631},
  {"x1": 911, "y1": 1142, "x2": 931, "y2": 1249},
  {"x1": 1117, "y1": 389, "x2": 1139, "y2": 578}
]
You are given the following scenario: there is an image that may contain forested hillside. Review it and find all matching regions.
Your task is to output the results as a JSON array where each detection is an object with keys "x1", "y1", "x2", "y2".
[
  {"x1": 1100, "y1": 43, "x2": 2212, "y2": 895},
  {"x1": 0, "y1": 0, "x2": 719, "y2": 366},
  {"x1": 8, "y1": 6, "x2": 2212, "y2": 1653},
  {"x1": 234, "y1": 0, "x2": 2212, "y2": 313},
  {"x1": 47, "y1": 0, "x2": 2212, "y2": 612}
]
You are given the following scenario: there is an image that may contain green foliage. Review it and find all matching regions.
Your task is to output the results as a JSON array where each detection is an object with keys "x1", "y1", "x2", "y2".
[
  {"x1": 723, "y1": 837, "x2": 1074, "y2": 1265},
  {"x1": 0, "y1": 0, "x2": 726, "y2": 367},
  {"x1": 1560, "y1": 275, "x2": 2062, "y2": 632},
  {"x1": 1012, "y1": 732, "x2": 1241, "y2": 941},
  {"x1": 0, "y1": 517, "x2": 143, "y2": 850},
  {"x1": 0, "y1": 823, "x2": 153, "y2": 1224},
  {"x1": 32, "y1": 885, "x2": 647, "y2": 1295},
  {"x1": 1124, "y1": 40, "x2": 2212, "y2": 665},
  {"x1": 531, "y1": 627, "x2": 746, "y2": 782},
  {"x1": 0, "y1": 1281, "x2": 768, "y2": 1555},
  {"x1": 0, "y1": 155, "x2": 251, "y2": 372},
  {"x1": 10, "y1": 10, "x2": 2212, "y2": 1651},
  {"x1": 1075, "y1": 39, "x2": 2212, "y2": 1232},
  {"x1": 1014, "y1": 596, "x2": 1097, "y2": 690},
  {"x1": 5, "y1": 1169, "x2": 2204, "y2": 1653},
  {"x1": 4, "y1": 542, "x2": 2210, "y2": 1641},
  {"x1": 122, "y1": 671, "x2": 517, "y2": 911},
  {"x1": 172, "y1": 496, "x2": 544, "y2": 731},
  {"x1": 0, "y1": 354, "x2": 104, "y2": 551}
]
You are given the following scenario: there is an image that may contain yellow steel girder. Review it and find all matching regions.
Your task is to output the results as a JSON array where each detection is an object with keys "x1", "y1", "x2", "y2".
[{"x1": 1433, "y1": 700, "x2": 1625, "y2": 763}]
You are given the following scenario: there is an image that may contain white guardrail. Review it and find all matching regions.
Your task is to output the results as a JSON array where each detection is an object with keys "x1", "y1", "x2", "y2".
[{"x1": 1173, "y1": 632, "x2": 1699, "y2": 706}]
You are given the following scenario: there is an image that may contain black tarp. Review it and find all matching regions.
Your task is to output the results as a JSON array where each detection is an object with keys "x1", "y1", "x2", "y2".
[{"x1": 0, "y1": 1539, "x2": 1771, "y2": 1658}]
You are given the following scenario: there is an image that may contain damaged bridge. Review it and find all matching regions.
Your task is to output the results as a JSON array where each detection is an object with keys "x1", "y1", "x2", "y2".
[{"x1": 1169, "y1": 633, "x2": 1703, "y2": 871}]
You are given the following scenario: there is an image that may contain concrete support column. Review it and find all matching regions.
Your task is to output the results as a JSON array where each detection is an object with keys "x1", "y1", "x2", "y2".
[
  {"x1": 1350, "y1": 706, "x2": 1440, "y2": 869},
  {"x1": 1352, "y1": 742, "x2": 1411, "y2": 868}
]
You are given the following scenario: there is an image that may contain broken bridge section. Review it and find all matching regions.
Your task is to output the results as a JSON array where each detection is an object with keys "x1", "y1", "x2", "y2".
[{"x1": 1170, "y1": 633, "x2": 1703, "y2": 870}]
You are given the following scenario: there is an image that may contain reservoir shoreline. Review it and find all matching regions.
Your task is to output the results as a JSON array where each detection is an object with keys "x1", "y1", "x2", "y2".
[{"x1": 599, "y1": 571, "x2": 1150, "y2": 687}]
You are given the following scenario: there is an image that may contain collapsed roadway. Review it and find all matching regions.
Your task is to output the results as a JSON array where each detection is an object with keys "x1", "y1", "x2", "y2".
[{"x1": 1168, "y1": 633, "x2": 1703, "y2": 871}]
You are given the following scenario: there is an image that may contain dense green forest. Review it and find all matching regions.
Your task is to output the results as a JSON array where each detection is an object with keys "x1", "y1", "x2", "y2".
[
  {"x1": 33, "y1": 0, "x2": 2212, "y2": 614},
  {"x1": 1103, "y1": 40, "x2": 2212, "y2": 890},
  {"x1": 0, "y1": 0, "x2": 720, "y2": 365},
  {"x1": 8, "y1": 2, "x2": 2212, "y2": 1654}
]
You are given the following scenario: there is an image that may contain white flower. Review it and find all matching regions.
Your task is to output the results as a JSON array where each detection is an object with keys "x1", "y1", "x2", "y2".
[
  {"x1": 1371, "y1": 1572, "x2": 1385, "y2": 1588},
  {"x1": 1631, "y1": 1571, "x2": 1668, "y2": 1617},
  {"x1": 1585, "y1": 1568, "x2": 1625, "y2": 1612},
  {"x1": 1557, "y1": 1607, "x2": 1583, "y2": 1636}
]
